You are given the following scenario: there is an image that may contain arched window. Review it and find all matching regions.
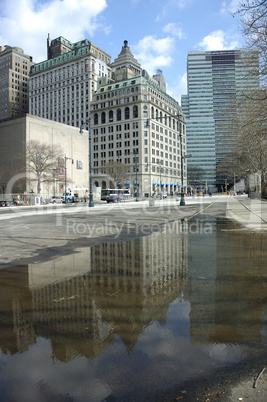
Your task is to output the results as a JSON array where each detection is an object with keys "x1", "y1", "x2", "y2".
[
  {"x1": 160, "y1": 111, "x2": 163, "y2": 122},
  {"x1": 117, "y1": 108, "x2": 121, "y2": 121},
  {"x1": 133, "y1": 105, "x2": 138, "y2": 118},
  {"x1": 101, "y1": 112, "x2": 106, "y2": 124},
  {"x1": 164, "y1": 114, "x2": 167, "y2": 125},
  {"x1": 169, "y1": 116, "x2": 171, "y2": 128},
  {"x1": 94, "y1": 113, "x2": 98, "y2": 125},
  {"x1": 109, "y1": 110, "x2": 113, "y2": 122},
  {"x1": 151, "y1": 107, "x2": 154, "y2": 119},
  {"x1": 125, "y1": 107, "x2": 130, "y2": 119},
  {"x1": 156, "y1": 109, "x2": 159, "y2": 120},
  {"x1": 173, "y1": 118, "x2": 175, "y2": 130}
]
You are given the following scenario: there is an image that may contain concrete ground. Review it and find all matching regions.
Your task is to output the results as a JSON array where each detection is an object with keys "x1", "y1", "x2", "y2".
[{"x1": 0, "y1": 195, "x2": 266, "y2": 268}]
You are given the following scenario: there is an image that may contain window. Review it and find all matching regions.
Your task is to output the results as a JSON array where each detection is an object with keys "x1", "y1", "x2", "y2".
[
  {"x1": 117, "y1": 108, "x2": 121, "y2": 121},
  {"x1": 101, "y1": 112, "x2": 106, "y2": 124},
  {"x1": 125, "y1": 107, "x2": 130, "y2": 119},
  {"x1": 133, "y1": 105, "x2": 138, "y2": 118},
  {"x1": 94, "y1": 113, "x2": 98, "y2": 125},
  {"x1": 109, "y1": 110, "x2": 113, "y2": 122},
  {"x1": 76, "y1": 160, "x2": 83, "y2": 170}
]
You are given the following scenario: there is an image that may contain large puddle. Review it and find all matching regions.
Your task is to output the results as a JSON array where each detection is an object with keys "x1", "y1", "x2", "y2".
[{"x1": 0, "y1": 217, "x2": 266, "y2": 401}]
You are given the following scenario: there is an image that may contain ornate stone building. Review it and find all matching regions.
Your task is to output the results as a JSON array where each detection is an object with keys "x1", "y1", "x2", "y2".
[{"x1": 91, "y1": 41, "x2": 187, "y2": 196}]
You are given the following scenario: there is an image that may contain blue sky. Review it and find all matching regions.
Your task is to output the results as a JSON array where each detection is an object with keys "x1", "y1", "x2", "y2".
[{"x1": 0, "y1": 0, "x2": 244, "y2": 102}]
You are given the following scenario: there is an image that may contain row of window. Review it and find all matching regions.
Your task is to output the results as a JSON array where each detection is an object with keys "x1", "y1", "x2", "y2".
[{"x1": 93, "y1": 106, "x2": 138, "y2": 124}]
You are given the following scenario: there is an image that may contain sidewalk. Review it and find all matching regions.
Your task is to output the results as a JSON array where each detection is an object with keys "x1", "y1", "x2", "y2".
[{"x1": 226, "y1": 196, "x2": 267, "y2": 231}]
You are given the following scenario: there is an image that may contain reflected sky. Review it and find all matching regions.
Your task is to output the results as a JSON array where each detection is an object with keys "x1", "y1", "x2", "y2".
[{"x1": 0, "y1": 216, "x2": 266, "y2": 401}]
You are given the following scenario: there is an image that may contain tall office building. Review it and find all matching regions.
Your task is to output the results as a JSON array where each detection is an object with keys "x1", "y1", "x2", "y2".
[
  {"x1": 0, "y1": 46, "x2": 34, "y2": 120},
  {"x1": 29, "y1": 36, "x2": 112, "y2": 128},
  {"x1": 91, "y1": 41, "x2": 186, "y2": 196},
  {"x1": 181, "y1": 49, "x2": 259, "y2": 191}
]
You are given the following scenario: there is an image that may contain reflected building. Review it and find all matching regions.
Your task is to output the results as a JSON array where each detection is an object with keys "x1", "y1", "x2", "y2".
[
  {"x1": 0, "y1": 265, "x2": 35, "y2": 355},
  {"x1": 186, "y1": 218, "x2": 266, "y2": 347},
  {"x1": 0, "y1": 228, "x2": 188, "y2": 359}
]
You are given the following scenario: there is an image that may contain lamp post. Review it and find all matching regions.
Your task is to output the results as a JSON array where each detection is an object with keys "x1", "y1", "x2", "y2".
[
  {"x1": 180, "y1": 134, "x2": 185, "y2": 206},
  {"x1": 80, "y1": 118, "x2": 94, "y2": 207},
  {"x1": 52, "y1": 168, "x2": 56, "y2": 198},
  {"x1": 133, "y1": 149, "x2": 139, "y2": 202},
  {"x1": 157, "y1": 159, "x2": 163, "y2": 198}
]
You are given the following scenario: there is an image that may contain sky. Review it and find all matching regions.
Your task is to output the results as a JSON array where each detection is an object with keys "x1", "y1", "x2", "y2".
[{"x1": 0, "y1": 0, "x2": 245, "y2": 103}]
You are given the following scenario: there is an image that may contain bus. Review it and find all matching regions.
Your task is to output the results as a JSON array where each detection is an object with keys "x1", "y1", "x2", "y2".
[{"x1": 101, "y1": 188, "x2": 131, "y2": 201}]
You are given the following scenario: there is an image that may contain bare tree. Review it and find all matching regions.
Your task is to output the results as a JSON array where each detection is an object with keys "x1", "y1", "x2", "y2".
[
  {"x1": 232, "y1": 1, "x2": 267, "y2": 87},
  {"x1": 219, "y1": 89, "x2": 267, "y2": 194},
  {"x1": 26, "y1": 140, "x2": 63, "y2": 194},
  {"x1": 187, "y1": 166, "x2": 205, "y2": 189},
  {"x1": 103, "y1": 161, "x2": 130, "y2": 188}
]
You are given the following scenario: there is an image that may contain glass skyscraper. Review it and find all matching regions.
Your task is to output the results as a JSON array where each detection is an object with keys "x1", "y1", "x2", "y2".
[{"x1": 181, "y1": 49, "x2": 259, "y2": 191}]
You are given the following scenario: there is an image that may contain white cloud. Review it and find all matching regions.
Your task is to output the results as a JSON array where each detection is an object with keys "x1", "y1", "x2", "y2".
[
  {"x1": 132, "y1": 35, "x2": 175, "y2": 75},
  {"x1": 0, "y1": 0, "x2": 108, "y2": 62},
  {"x1": 197, "y1": 30, "x2": 240, "y2": 51},
  {"x1": 162, "y1": 23, "x2": 186, "y2": 40}
]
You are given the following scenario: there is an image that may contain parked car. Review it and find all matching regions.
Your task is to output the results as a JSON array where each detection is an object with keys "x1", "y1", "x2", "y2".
[
  {"x1": 106, "y1": 194, "x2": 122, "y2": 203},
  {"x1": 13, "y1": 198, "x2": 24, "y2": 206},
  {"x1": 51, "y1": 196, "x2": 63, "y2": 204}
]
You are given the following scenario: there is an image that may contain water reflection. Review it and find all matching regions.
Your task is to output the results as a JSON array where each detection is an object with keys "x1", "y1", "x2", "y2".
[
  {"x1": 0, "y1": 220, "x2": 188, "y2": 360},
  {"x1": 0, "y1": 217, "x2": 266, "y2": 401},
  {"x1": 187, "y1": 224, "x2": 267, "y2": 347}
]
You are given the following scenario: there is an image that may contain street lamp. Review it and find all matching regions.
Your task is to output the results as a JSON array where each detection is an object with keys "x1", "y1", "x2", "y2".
[
  {"x1": 80, "y1": 118, "x2": 94, "y2": 207},
  {"x1": 52, "y1": 168, "x2": 57, "y2": 198},
  {"x1": 180, "y1": 152, "x2": 192, "y2": 206},
  {"x1": 133, "y1": 149, "x2": 139, "y2": 202},
  {"x1": 157, "y1": 159, "x2": 163, "y2": 198}
]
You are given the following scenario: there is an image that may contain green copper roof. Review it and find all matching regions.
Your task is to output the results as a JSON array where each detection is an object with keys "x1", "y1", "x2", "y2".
[
  {"x1": 95, "y1": 76, "x2": 180, "y2": 108},
  {"x1": 30, "y1": 41, "x2": 91, "y2": 74}
]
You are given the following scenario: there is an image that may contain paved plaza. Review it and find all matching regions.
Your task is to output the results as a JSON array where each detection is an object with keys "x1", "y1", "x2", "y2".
[{"x1": 0, "y1": 194, "x2": 266, "y2": 267}]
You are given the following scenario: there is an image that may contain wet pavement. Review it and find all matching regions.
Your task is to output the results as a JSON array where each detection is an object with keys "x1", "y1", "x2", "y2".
[{"x1": 0, "y1": 195, "x2": 266, "y2": 401}]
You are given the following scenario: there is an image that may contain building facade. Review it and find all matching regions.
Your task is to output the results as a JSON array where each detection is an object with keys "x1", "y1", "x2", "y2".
[
  {"x1": 0, "y1": 114, "x2": 89, "y2": 197},
  {"x1": 91, "y1": 75, "x2": 186, "y2": 196},
  {"x1": 90, "y1": 41, "x2": 186, "y2": 197},
  {"x1": 29, "y1": 36, "x2": 112, "y2": 128},
  {"x1": 181, "y1": 49, "x2": 259, "y2": 191},
  {"x1": 0, "y1": 46, "x2": 34, "y2": 121}
]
